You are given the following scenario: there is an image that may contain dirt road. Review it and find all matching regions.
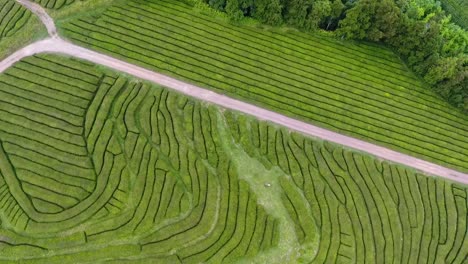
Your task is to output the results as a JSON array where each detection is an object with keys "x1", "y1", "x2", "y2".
[
  {"x1": 3, "y1": 0, "x2": 468, "y2": 185},
  {"x1": 16, "y1": 0, "x2": 57, "y2": 37},
  {"x1": 1, "y1": 37, "x2": 467, "y2": 184}
]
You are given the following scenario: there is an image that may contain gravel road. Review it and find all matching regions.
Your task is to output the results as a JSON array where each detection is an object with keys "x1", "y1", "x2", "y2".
[{"x1": 16, "y1": 0, "x2": 57, "y2": 37}]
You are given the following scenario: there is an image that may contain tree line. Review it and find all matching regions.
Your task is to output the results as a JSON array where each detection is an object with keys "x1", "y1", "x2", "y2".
[{"x1": 204, "y1": 0, "x2": 468, "y2": 112}]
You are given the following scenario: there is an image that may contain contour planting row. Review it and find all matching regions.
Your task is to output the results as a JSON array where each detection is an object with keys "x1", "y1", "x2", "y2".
[
  {"x1": 120, "y1": 0, "x2": 461, "y2": 119},
  {"x1": 0, "y1": 0, "x2": 32, "y2": 40},
  {"x1": 60, "y1": 0, "x2": 468, "y2": 172},
  {"x1": 0, "y1": 55, "x2": 278, "y2": 263},
  {"x1": 224, "y1": 112, "x2": 468, "y2": 263},
  {"x1": 0, "y1": 54, "x2": 102, "y2": 230},
  {"x1": 33, "y1": 0, "x2": 78, "y2": 9}
]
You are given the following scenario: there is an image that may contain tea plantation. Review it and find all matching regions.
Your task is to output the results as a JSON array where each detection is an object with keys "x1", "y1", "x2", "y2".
[
  {"x1": 0, "y1": 54, "x2": 466, "y2": 263},
  {"x1": 58, "y1": 0, "x2": 468, "y2": 174},
  {"x1": 0, "y1": 0, "x2": 31, "y2": 40},
  {"x1": 0, "y1": 0, "x2": 46, "y2": 60},
  {"x1": 225, "y1": 111, "x2": 468, "y2": 263},
  {"x1": 0, "y1": 54, "x2": 278, "y2": 263}
]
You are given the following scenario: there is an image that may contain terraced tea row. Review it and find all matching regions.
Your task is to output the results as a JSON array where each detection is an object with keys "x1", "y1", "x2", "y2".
[
  {"x1": 32, "y1": 0, "x2": 77, "y2": 9},
  {"x1": 59, "y1": 0, "x2": 468, "y2": 173},
  {"x1": 1, "y1": 53, "x2": 467, "y2": 262},
  {"x1": 0, "y1": 54, "x2": 278, "y2": 263},
  {"x1": 224, "y1": 112, "x2": 468, "y2": 263},
  {"x1": 0, "y1": 0, "x2": 32, "y2": 41}
]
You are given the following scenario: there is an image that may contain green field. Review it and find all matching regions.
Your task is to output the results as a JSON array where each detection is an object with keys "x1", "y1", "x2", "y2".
[
  {"x1": 0, "y1": 0, "x2": 31, "y2": 40},
  {"x1": 441, "y1": 0, "x2": 468, "y2": 29},
  {"x1": 0, "y1": 54, "x2": 279, "y2": 263},
  {"x1": 0, "y1": 53, "x2": 466, "y2": 263},
  {"x1": 57, "y1": 0, "x2": 468, "y2": 174},
  {"x1": 0, "y1": 0, "x2": 45, "y2": 59},
  {"x1": 32, "y1": 0, "x2": 79, "y2": 9}
]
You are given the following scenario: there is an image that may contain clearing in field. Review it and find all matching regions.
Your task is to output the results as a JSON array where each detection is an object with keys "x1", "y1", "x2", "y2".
[
  {"x1": 0, "y1": 54, "x2": 466, "y2": 263},
  {"x1": 58, "y1": 0, "x2": 468, "y2": 174}
]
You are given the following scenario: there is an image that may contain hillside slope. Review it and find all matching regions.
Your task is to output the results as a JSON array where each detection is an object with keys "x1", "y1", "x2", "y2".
[
  {"x1": 0, "y1": 54, "x2": 466, "y2": 263},
  {"x1": 57, "y1": 0, "x2": 468, "y2": 173}
]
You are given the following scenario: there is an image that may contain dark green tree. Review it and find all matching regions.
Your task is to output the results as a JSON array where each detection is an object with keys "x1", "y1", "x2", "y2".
[
  {"x1": 338, "y1": 0, "x2": 401, "y2": 41},
  {"x1": 226, "y1": 0, "x2": 244, "y2": 21},
  {"x1": 338, "y1": 0, "x2": 376, "y2": 39},
  {"x1": 304, "y1": 0, "x2": 332, "y2": 30},
  {"x1": 439, "y1": 19, "x2": 468, "y2": 57},
  {"x1": 253, "y1": 0, "x2": 284, "y2": 25},
  {"x1": 208, "y1": 0, "x2": 227, "y2": 10},
  {"x1": 239, "y1": 0, "x2": 254, "y2": 16},
  {"x1": 325, "y1": 0, "x2": 345, "y2": 30},
  {"x1": 283, "y1": 0, "x2": 311, "y2": 28}
]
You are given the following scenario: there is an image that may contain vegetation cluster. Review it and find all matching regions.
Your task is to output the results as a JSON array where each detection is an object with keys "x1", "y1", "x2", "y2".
[
  {"x1": 0, "y1": 54, "x2": 466, "y2": 263},
  {"x1": 0, "y1": 0, "x2": 467, "y2": 262},
  {"x1": 0, "y1": 0, "x2": 32, "y2": 41}
]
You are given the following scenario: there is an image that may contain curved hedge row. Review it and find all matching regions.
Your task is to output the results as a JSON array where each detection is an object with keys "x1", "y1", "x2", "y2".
[
  {"x1": 0, "y1": 54, "x2": 466, "y2": 263},
  {"x1": 441, "y1": 0, "x2": 468, "y2": 29},
  {"x1": 32, "y1": 0, "x2": 78, "y2": 9},
  {"x1": 0, "y1": 0, "x2": 32, "y2": 40}
]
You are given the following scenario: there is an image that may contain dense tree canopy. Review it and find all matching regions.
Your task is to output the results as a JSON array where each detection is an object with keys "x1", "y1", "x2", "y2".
[{"x1": 203, "y1": 0, "x2": 468, "y2": 111}]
